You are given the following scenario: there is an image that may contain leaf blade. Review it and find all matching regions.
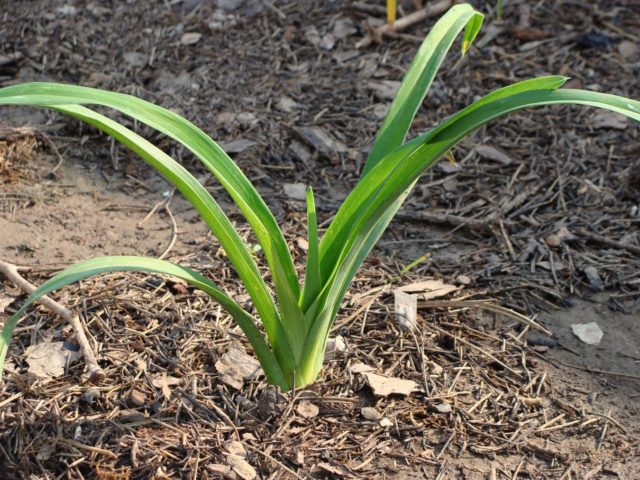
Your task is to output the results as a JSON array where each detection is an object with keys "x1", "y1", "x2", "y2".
[{"x1": 0, "y1": 256, "x2": 289, "y2": 389}]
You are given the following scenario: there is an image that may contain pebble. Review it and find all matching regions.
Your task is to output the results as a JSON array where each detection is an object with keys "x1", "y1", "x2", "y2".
[{"x1": 361, "y1": 407, "x2": 381, "y2": 421}]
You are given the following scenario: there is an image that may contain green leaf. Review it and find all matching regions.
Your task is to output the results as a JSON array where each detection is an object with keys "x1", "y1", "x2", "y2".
[
  {"x1": 364, "y1": 4, "x2": 483, "y2": 176},
  {"x1": 301, "y1": 187, "x2": 321, "y2": 313},
  {"x1": 0, "y1": 82, "x2": 300, "y2": 306},
  {"x1": 0, "y1": 256, "x2": 290, "y2": 389},
  {"x1": 47, "y1": 104, "x2": 297, "y2": 377}
]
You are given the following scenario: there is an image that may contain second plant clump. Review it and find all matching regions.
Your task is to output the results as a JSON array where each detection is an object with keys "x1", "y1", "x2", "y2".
[{"x1": 1, "y1": 4, "x2": 639, "y2": 391}]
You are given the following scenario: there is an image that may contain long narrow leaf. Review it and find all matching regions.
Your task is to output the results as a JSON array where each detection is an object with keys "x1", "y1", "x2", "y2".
[
  {"x1": 48, "y1": 105, "x2": 297, "y2": 377},
  {"x1": 364, "y1": 4, "x2": 483, "y2": 175},
  {"x1": 0, "y1": 83, "x2": 300, "y2": 303},
  {"x1": 300, "y1": 82, "x2": 640, "y2": 380},
  {"x1": 300, "y1": 187, "x2": 321, "y2": 313},
  {"x1": 0, "y1": 256, "x2": 289, "y2": 389}
]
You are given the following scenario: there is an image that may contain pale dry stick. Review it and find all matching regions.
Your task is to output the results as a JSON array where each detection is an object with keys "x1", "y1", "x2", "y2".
[
  {"x1": 575, "y1": 227, "x2": 640, "y2": 256},
  {"x1": 158, "y1": 200, "x2": 178, "y2": 260},
  {"x1": 420, "y1": 300, "x2": 553, "y2": 336},
  {"x1": 596, "y1": 409, "x2": 612, "y2": 451},
  {"x1": 559, "y1": 463, "x2": 575, "y2": 480},
  {"x1": 376, "y1": 0, "x2": 452, "y2": 37},
  {"x1": 0, "y1": 259, "x2": 105, "y2": 381},
  {"x1": 243, "y1": 443, "x2": 308, "y2": 480}
]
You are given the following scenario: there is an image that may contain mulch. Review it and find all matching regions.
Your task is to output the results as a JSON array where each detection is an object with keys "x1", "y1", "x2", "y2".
[{"x1": 1, "y1": 0, "x2": 639, "y2": 478}]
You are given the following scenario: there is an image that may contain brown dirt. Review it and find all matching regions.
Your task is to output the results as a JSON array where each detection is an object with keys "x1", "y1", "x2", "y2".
[{"x1": 1, "y1": 0, "x2": 639, "y2": 478}]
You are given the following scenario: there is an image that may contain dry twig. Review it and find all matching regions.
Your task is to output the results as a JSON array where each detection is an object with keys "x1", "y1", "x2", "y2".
[{"x1": 0, "y1": 259, "x2": 105, "y2": 381}]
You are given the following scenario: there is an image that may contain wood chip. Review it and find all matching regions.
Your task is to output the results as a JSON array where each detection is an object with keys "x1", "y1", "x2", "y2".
[
  {"x1": 226, "y1": 454, "x2": 257, "y2": 480},
  {"x1": 364, "y1": 372, "x2": 417, "y2": 397},
  {"x1": 225, "y1": 440, "x2": 247, "y2": 458},
  {"x1": 293, "y1": 126, "x2": 347, "y2": 157},
  {"x1": 397, "y1": 279, "x2": 459, "y2": 300},
  {"x1": 215, "y1": 344, "x2": 262, "y2": 390},
  {"x1": 218, "y1": 138, "x2": 257, "y2": 154},
  {"x1": 367, "y1": 80, "x2": 401, "y2": 101},
  {"x1": 394, "y1": 289, "x2": 417, "y2": 331},
  {"x1": 297, "y1": 400, "x2": 319, "y2": 419}
]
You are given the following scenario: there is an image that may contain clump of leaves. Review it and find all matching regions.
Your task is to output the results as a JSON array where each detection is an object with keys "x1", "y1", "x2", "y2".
[{"x1": 1, "y1": 4, "x2": 638, "y2": 391}]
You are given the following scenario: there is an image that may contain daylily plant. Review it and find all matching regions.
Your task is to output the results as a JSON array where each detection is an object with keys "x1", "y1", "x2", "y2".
[{"x1": 0, "y1": 4, "x2": 638, "y2": 391}]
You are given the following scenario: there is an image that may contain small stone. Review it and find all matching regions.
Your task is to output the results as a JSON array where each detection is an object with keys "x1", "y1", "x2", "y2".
[
  {"x1": 181, "y1": 32, "x2": 202, "y2": 45},
  {"x1": 379, "y1": 417, "x2": 393, "y2": 427},
  {"x1": 283, "y1": 183, "x2": 307, "y2": 201},
  {"x1": 325, "y1": 335, "x2": 347, "y2": 360},
  {"x1": 320, "y1": 33, "x2": 336, "y2": 50},
  {"x1": 571, "y1": 322, "x2": 604, "y2": 345},
  {"x1": 433, "y1": 403, "x2": 452, "y2": 414},
  {"x1": 361, "y1": 407, "x2": 381, "y2": 421},
  {"x1": 583, "y1": 266, "x2": 604, "y2": 290},
  {"x1": 127, "y1": 389, "x2": 146, "y2": 408},
  {"x1": 206, "y1": 464, "x2": 231, "y2": 475},
  {"x1": 545, "y1": 234, "x2": 562, "y2": 247},
  {"x1": 455, "y1": 275, "x2": 471, "y2": 285},
  {"x1": 618, "y1": 40, "x2": 639, "y2": 59}
]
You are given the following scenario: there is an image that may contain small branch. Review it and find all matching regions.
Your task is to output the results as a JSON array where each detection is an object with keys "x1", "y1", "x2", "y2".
[
  {"x1": 0, "y1": 260, "x2": 105, "y2": 382},
  {"x1": 575, "y1": 228, "x2": 640, "y2": 256},
  {"x1": 375, "y1": 0, "x2": 452, "y2": 37}
]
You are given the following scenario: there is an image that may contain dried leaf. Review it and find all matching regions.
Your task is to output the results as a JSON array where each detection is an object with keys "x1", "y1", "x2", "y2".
[
  {"x1": 476, "y1": 145, "x2": 515, "y2": 165},
  {"x1": 215, "y1": 344, "x2": 261, "y2": 389},
  {"x1": 364, "y1": 372, "x2": 417, "y2": 397},
  {"x1": 24, "y1": 340, "x2": 82, "y2": 379},
  {"x1": 218, "y1": 138, "x2": 256, "y2": 154},
  {"x1": 379, "y1": 417, "x2": 393, "y2": 427},
  {"x1": 293, "y1": 126, "x2": 347, "y2": 157},
  {"x1": 592, "y1": 110, "x2": 629, "y2": 130},
  {"x1": 151, "y1": 373, "x2": 182, "y2": 399},
  {"x1": 571, "y1": 322, "x2": 604, "y2": 345},
  {"x1": 367, "y1": 80, "x2": 401, "y2": 101},
  {"x1": 394, "y1": 290, "x2": 417, "y2": 331}
]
